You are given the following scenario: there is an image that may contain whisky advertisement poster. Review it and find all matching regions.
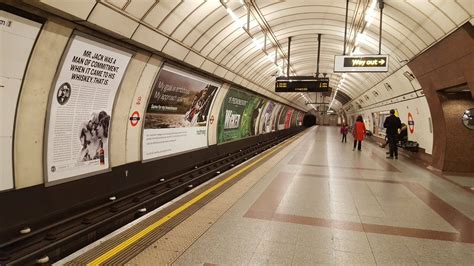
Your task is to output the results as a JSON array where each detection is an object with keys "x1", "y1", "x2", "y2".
[{"x1": 46, "y1": 34, "x2": 131, "y2": 183}]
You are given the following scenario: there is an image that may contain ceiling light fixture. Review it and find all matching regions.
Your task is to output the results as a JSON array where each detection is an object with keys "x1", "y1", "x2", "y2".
[
  {"x1": 355, "y1": 33, "x2": 367, "y2": 45},
  {"x1": 226, "y1": 7, "x2": 245, "y2": 28},
  {"x1": 223, "y1": 2, "x2": 282, "y2": 72},
  {"x1": 365, "y1": 0, "x2": 378, "y2": 27},
  {"x1": 251, "y1": 37, "x2": 264, "y2": 50}
]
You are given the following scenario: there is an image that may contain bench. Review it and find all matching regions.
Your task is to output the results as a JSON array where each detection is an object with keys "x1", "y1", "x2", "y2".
[{"x1": 397, "y1": 141, "x2": 419, "y2": 152}]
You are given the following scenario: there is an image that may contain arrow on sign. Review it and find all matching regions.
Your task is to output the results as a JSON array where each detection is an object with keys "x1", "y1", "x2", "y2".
[{"x1": 378, "y1": 59, "x2": 385, "y2": 65}]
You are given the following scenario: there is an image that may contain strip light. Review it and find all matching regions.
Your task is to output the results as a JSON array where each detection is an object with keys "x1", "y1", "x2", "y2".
[
  {"x1": 223, "y1": 2, "x2": 285, "y2": 74},
  {"x1": 226, "y1": 7, "x2": 245, "y2": 28},
  {"x1": 328, "y1": 74, "x2": 346, "y2": 110},
  {"x1": 266, "y1": 51, "x2": 275, "y2": 63},
  {"x1": 349, "y1": 0, "x2": 378, "y2": 56},
  {"x1": 365, "y1": 0, "x2": 378, "y2": 27},
  {"x1": 252, "y1": 37, "x2": 264, "y2": 49},
  {"x1": 355, "y1": 33, "x2": 367, "y2": 45}
]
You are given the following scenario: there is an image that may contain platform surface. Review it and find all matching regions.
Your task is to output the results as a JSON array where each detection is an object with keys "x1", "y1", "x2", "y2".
[{"x1": 61, "y1": 126, "x2": 474, "y2": 265}]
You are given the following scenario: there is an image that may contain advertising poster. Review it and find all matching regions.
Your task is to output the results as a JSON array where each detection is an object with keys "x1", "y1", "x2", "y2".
[
  {"x1": 271, "y1": 104, "x2": 281, "y2": 131},
  {"x1": 217, "y1": 88, "x2": 263, "y2": 143},
  {"x1": 260, "y1": 101, "x2": 275, "y2": 134},
  {"x1": 251, "y1": 98, "x2": 266, "y2": 136},
  {"x1": 277, "y1": 106, "x2": 288, "y2": 130},
  {"x1": 46, "y1": 34, "x2": 132, "y2": 183},
  {"x1": 290, "y1": 109, "x2": 298, "y2": 127},
  {"x1": 0, "y1": 11, "x2": 42, "y2": 190},
  {"x1": 285, "y1": 108, "x2": 295, "y2": 129},
  {"x1": 298, "y1": 111, "x2": 304, "y2": 126},
  {"x1": 142, "y1": 65, "x2": 220, "y2": 160}
]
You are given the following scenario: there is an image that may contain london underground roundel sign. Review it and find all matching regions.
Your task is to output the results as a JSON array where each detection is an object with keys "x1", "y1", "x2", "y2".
[
  {"x1": 408, "y1": 112, "x2": 415, "y2": 133},
  {"x1": 130, "y1": 111, "x2": 140, "y2": 127}
]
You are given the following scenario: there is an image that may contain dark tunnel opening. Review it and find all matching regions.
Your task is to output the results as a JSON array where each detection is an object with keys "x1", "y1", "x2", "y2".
[{"x1": 303, "y1": 114, "x2": 316, "y2": 127}]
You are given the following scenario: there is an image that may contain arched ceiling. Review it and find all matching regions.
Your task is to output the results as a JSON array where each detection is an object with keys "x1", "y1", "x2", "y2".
[{"x1": 101, "y1": 0, "x2": 472, "y2": 111}]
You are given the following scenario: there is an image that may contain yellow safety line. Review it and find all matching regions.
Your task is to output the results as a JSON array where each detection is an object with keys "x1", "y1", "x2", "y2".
[{"x1": 86, "y1": 135, "x2": 298, "y2": 266}]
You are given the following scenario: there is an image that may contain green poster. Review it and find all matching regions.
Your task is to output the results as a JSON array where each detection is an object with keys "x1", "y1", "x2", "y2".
[{"x1": 217, "y1": 88, "x2": 263, "y2": 143}]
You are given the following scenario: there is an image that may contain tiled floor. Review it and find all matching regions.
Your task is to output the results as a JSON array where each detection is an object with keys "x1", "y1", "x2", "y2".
[{"x1": 133, "y1": 126, "x2": 474, "y2": 265}]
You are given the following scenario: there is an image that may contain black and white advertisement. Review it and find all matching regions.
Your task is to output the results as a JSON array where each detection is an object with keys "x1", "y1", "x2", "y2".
[
  {"x1": 46, "y1": 34, "x2": 131, "y2": 183},
  {"x1": 0, "y1": 10, "x2": 42, "y2": 190}
]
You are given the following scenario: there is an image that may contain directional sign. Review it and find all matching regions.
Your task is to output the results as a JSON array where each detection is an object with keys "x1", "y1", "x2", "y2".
[
  {"x1": 275, "y1": 76, "x2": 330, "y2": 92},
  {"x1": 334, "y1": 54, "x2": 389, "y2": 72}
]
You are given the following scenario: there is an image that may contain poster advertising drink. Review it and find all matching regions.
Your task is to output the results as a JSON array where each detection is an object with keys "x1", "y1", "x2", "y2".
[
  {"x1": 46, "y1": 34, "x2": 132, "y2": 183},
  {"x1": 271, "y1": 104, "x2": 281, "y2": 131},
  {"x1": 217, "y1": 88, "x2": 263, "y2": 143},
  {"x1": 298, "y1": 111, "x2": 304, "y2": 126},
  {"x1": 285, "y1": 108, "x2": 295, "y2": 129},
  {"x1": 277, "y1": 106, "x2": 288, "y2": 130},
  {"x1": 142, "y1": 65, "x2": 220, "y2": 160},
  {"x1": 251, "y1": 98, "x2": 266, "y2": 136},
  {"x1": 290, "y1": 110, "x2": 298, "y2": 127},
  {"x1": 1, "y1": 11, "x2": 42, "y2": 190},
  {"x1": 260, "y1": 101, "x2": 275, "y2": 134}
]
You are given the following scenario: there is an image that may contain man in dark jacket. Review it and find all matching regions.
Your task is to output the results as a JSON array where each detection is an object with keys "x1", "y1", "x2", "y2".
[{"x1": 384, "y1": 109, "x2": 402, "y2": 159}]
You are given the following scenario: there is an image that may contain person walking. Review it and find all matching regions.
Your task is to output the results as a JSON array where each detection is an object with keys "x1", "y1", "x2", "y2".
[
  {"x1": 340, "y1": 123, "x2": 349, "y2": 143},
  {"x1": 384, "y1": 109, "x2": 402, "y2": 159},
  {"x1": 352, "y1": 115, "x2": 366, "y2": 151}
]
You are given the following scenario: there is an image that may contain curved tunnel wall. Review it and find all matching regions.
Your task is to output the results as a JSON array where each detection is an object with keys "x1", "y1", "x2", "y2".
[
  {"x1": 1, "y1": 4, "x2": 305, "y2": 192},
  {"x1": 343, "y1": 65, "x2": 434, "y2": 155},
  {"x1": 408, "y1": 24, "x2": 474, "y2": 172},
  {"x1": 343, "y1": 23, "x2": 474, "y2": 172},
  {"x1": 0, "y1": 4, "x2": 306, "y2": 234}
]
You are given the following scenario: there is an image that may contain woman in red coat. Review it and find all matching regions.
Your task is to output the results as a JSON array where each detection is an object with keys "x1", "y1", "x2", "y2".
[{"x1": 352, "y1": 115, "x2": 366, "y2": 151}]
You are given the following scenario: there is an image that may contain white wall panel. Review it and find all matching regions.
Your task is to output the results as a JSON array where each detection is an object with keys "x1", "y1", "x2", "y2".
[
  {"x1": 142, "y1": 0, "x2": 181, "y2": 28},
  {"x1": 173, "y1": 1, "x2": 218, "y2": 42},
  {"x1": 224, "y1": 71, "x2": 236, "y2": 81},
  {"x1": 212, "y1": 31, "x2": 245, "y2": 63},
  {"x1": 162, "y1": 40, "x2": 189, "y2": 61},
  {"x1": 0, "y1": 12, "x2": 42, "y2": 192},
  {"x1": 124, "y1": 0, "x2": 155, "y2": 19},
  {"x1": 184, "y1": 51, "x2": 205, "y2": 68},
  {"x1": 131, "y1": 25, "x2": 168, "y2": 52},
  {"x1": 39, "y1": 0, "x2": 96, "y2": 20},
  {"x1": 87, "y1": 3, "x2": 139, "y2": 39},
  {"x1": 200, "y1": 22, "x2": 236, "y2": 57},
  {"x1": 233, "y1": 75, "x2": 243, "y2": 85},
  {"x1": 158, "y1": 0, "x2": 201, "y2": 35},
  {"x1": 207, "y1": 84, "x2": 229, "y2": 146},
  {"x1": 104, "y1": 0, "x2": 127, "y2": 9},
  {"x1": 110, "y1": 52, "x2": 150, "y2": 167},
  {"x1": 213, "y1": 65, "x2": 228, "y2": 78},
  {"x1": 350, "y1": 97, "x2": 433, "y2": 154},
  {"x1": 14, "y1": 21, "x2": 73, "y2": 188},
  {"x1": 125, "y1": 55, "x2": 164, "y2": 163},
  {"x1": 201, "y1": 59, "x2": 218, "y2": 73}
]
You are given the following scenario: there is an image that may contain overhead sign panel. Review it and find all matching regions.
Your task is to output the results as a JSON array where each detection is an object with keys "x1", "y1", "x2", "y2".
[
  {"x1": 334, "y1": 55, "x2": 389, "y2": 72},
  {"x1": 275, "y1": 76, "x2": 329, "y2": 92}
]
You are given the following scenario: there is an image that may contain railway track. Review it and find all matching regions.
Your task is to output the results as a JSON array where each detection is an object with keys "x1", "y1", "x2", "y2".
[{"x1": 0, "y1": 129, "x2": 302, "y2": 265}]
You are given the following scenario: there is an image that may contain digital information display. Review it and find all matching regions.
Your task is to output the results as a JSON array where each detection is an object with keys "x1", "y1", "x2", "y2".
[
  {"x1": 275, "y1": 77, "x2": 329, "y2": 93},
  {"x1": 334, "y1": 55, "x2": 389, "y2": 72}
]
